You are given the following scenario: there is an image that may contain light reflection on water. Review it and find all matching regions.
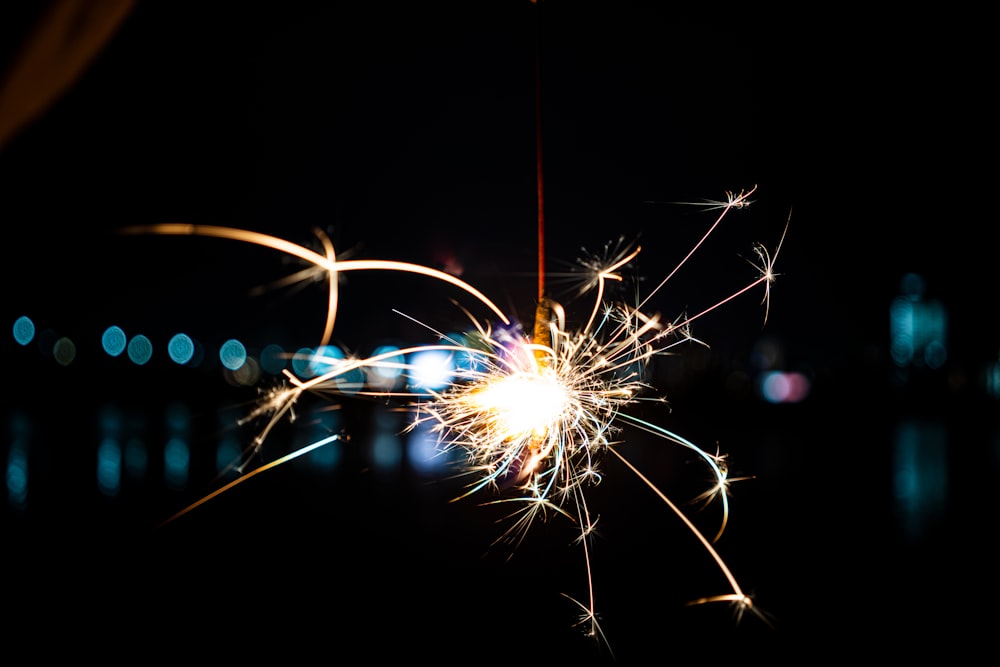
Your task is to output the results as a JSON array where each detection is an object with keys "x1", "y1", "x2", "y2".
[
  {"x1": 3, "y1": 397, "x2": 985, "y2": 550},
  {"x1": 893, "y1": 418, "x2": 948, "y2": 543},
  {"x1": 3, "y1": 400, "x2": 462, "y2": 529},
  {"x1": 3, "y1": 393, "x2": 998, "y2": 658}
]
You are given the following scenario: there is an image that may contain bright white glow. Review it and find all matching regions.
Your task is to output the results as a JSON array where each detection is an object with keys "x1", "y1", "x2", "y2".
[
  {"x1": 407, "y1": 349, "x2": 455, "y2": 391},
  {"x1": 469, "y1": 370, "x2": 568, "y2": 439}
]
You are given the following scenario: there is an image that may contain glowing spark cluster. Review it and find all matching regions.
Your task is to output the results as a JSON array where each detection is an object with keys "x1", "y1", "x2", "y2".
[{"x1": 139, "y1": 184, "x2": 786, "y2": 650}]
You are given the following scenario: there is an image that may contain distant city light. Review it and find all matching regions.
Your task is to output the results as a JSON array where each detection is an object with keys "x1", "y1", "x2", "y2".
[
  {"x1": 168, "y1": 333, "x2": 195, "y2": 365},
  {"x1": 890, "y1": 272, "x2": 947, "y2": 370},
  {"x1": 164, "y1": 403, "x2": 191, "y2": 491},
  {"x1": 163, "y1": 437, "x2": 189, "y2": 491},
  {"x1": 52, "y1": 337, "x2": 76, "y2": 366},
  {"x1": 102, "y1": 325, "x2": 127, "y2": 357},
  {"x1": 757, "y1": 370, "x2": 810, "y2": 404},
  {"x1": 96, "y1": 437, "x2": 122, "y2": 497},
  {"x1": 985, "y1": 358, "x2": 1000, "y2": 400},
  {"x1": 216, "y1": 434, "x2": 242, "y2": 477},
  {"x1": 12, "y1": 316, "x2": 35, "y2": 346},
  {"x1": 366, "y1": 344, "x2": 405, "y2": 391},
  {"x1": 307, "y1": 344, "x2": 365, "y2": 394},
  {"x1": 292, "y1": 347, "x2": 315, "y2": 378},
  {"x1": 227, "y1": 355, "x2": 261, "y2": 387},
  {"x1": 124, "y1": 437, "x2": 147, "y2": 482},
  {"x1": 407, "y1": 420, "x2": 451, "y2": 475},
  {"x1": 6, "y1": 411, "x2": 30, "y2": 512},
  {"x1": 219, "y1": 339, "x2": 247, "y2": 371},
  {"x1": 372, "y1": 429, "x2": 403, "y2": 472},
  {"x1": 893, "y1": 419, "x2": 948, "y2": 543},
  {"x1": 406, "y1": 348, "x2": 455, "y2": 392},
  {"x1": 260, "y1": 343, "x2": 286, "y2": 375},
  {"x1": 292, "y1": 407, "x2": 342, "y2": 472},
  {"x1": 127, "y1": 334, "x2": 153, "y2": 365}
]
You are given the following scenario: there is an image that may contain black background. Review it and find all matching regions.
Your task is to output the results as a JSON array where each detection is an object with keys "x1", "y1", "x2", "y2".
[{"x1": 1, "y1": 2, "x2": 995, "y2": 664}]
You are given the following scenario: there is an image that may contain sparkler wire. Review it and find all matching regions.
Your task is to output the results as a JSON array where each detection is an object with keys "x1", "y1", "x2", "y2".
[{"x1": 535, "y1": 0, "x2": 545, "y2": 303}]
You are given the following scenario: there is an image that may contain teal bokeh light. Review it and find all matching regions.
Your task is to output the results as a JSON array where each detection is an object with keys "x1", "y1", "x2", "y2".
[
  {"x1": 219, "y1": 339, "x2": 247, "y2": 371},
  {"x1": 168, "y1": 333, "x2": 195, "y2": 365},
  {"x1": 102, "y1": 325, "x2": 127, "y2": 357},
  {"x1": 260, "y1": 343, "x2": 286, "y2": 375},
  {"x1": 127, "y1": 334, "x2": 153, "y2": 365},
  {"x1": 12, "y1": 316, "x2": 35, "y2": 346}
]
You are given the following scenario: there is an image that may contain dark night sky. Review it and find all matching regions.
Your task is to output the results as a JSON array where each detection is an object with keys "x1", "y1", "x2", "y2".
[{"x1": 1, "y1": 3, "x2": 996, "y2": 664}]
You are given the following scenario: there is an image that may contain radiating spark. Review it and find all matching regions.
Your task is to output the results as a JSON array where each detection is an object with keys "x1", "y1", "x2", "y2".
[
  {"x1": 637, "y1": 184, "x2": 756, "y2": 313},
  {"x1": 660, "y1": 185, "x2": 758, "y2": 212},
  {"x1": 139, "y1": 186, "x2": 787, "y2": 651},
  {"x1": 157, "y1": 432, "x2": 345, "y2": 527},
  {"x1": 543, "y1": 235, "x2": 642, "y2": 302}
]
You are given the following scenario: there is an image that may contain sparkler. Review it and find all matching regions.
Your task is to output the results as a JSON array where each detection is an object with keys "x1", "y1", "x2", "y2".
[
  {"x1": 126, "y1": 182, "x2": 787, "y2": 653},
  {"x1": 125, "y1": 5, "x2": 785, "y2": 653}
]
